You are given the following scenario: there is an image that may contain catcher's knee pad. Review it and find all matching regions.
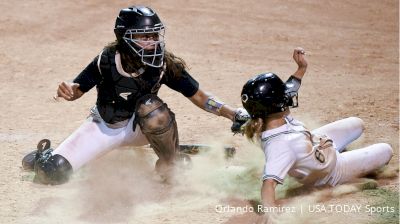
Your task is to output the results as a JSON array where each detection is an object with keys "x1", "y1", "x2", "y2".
[
  {"x1": 136, "y1": 94, "x2": 175, "y2": 134},
  {"x1": 34, "y1": 153, "x2": 73, "y2": 185},
  {"x1": 136, "y1": 94, "x2": 179, "y2": 162}
]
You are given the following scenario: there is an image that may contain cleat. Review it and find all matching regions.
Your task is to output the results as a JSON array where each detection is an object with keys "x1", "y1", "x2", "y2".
[{"x1": 21, "y1": 139, "x2": 53, "y2": 171}]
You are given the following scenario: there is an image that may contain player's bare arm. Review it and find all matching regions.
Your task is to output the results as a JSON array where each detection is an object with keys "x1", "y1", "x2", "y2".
[
  {"x1": 242, "y1": 56, "x2": 393, "y2": 224},
  {"x1": 261, "y1": 179, "x2": 278, "y2": 207},
  {"x1": 255, "y1": 179, "x2": 279, "y2": 224},
  {"x1": 283, "y1": 47, "x2": 308, "y2": 109},
  {"x1": 188, "y1": 88, "x2": 237, "y2": 121},
  {"x1": 291, "y1": 47, "x2": 307, "y2": 80},
  {"x1": 24, "y1": 5, "x2": 253, "y2": 186}
]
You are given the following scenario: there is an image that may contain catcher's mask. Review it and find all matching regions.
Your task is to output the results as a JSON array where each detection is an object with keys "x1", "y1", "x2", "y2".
[
  {"x1": 241, "y1": 73, "x2": 293, "y2": 119},
  {"x1": 114, "y1": 6, "x2": 165, "y2": 68}
]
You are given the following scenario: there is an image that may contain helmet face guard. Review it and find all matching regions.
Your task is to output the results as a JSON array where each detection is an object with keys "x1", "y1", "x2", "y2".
[
  {"x1": 114, "y1": 6, "x2": 166, "y2": 68},
  {"x1": 123, "y1": 26, "x2": 165, "y2": 67}
]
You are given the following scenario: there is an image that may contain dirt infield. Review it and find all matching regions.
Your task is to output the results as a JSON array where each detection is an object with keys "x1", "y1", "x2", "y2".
[{"x1": 0, "y1": 0, "x2": 398, "y2": 223}]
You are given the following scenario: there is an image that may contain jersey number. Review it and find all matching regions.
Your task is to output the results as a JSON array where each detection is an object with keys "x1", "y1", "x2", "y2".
[{"x1": 314, "y1": 149, "x2": 325, "y2": 163}]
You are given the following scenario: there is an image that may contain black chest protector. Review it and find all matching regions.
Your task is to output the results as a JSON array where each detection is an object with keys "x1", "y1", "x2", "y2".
[{"x1": 96, "y1": 49, "x2": 164, "y2": 124}]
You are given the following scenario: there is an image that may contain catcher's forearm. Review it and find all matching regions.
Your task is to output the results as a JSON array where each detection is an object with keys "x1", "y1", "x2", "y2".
[
  {"x1": 189, "y1": 89, "x2": 235, "y2": 121},
  {"x1": 219, "y1": 104, "x2": 235, "y2": 121}
]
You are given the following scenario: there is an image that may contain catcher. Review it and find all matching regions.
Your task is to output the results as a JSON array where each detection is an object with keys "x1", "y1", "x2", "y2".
[
  {"x1": 22, "y1": 5, "x2": 250, "y2": 185},
  {"x1": 240, "y1": 48, "x2": 393, "y2": 221}
]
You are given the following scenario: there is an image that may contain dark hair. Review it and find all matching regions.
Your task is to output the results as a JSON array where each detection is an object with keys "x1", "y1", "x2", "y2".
[
  {"x1": 164, "y1": 50, "x2": 187, "y2": 78},
  {"x1": 105, "y1": 40, "x2": 187, "y2": 78}
]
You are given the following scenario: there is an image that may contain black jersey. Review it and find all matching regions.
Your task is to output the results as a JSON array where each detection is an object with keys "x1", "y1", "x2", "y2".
[{"x1": 73, "y1": 48, "x2": 199, "y2": 124}]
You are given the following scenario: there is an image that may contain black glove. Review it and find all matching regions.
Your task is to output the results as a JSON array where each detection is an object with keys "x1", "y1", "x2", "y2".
[{"x1": 231, "y1": 108, "x2": 250, "y2": 134}]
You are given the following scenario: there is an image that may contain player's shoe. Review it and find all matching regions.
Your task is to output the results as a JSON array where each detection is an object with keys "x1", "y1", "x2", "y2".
[
  {"x1": 179, "y1": 144, "x2": 236, "y2": 159},
  {"x1": 22, "y1": 139, "x2": 53, "y2": 171}
]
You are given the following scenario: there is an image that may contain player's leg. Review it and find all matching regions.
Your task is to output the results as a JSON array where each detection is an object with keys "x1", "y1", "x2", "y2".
[
  {"x1": 120, "y1": 115, "x2": 149, "y2": 147},
  {"x1": 135, "y1": 94, "x2": 179, "y2": 179},
  {"x1": 311, "y1": 117, "x2": 365, "y2": 152},
  {"x1": 34, "y1": 112, "x2": 145, "y2": 185},
  {"x1": 330, "y1": 143, "x2": 393, "y2": 185}
]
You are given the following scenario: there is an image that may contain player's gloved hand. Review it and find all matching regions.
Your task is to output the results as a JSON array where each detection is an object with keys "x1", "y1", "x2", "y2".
[{"x1": 231, "y1": 108, "x2": 250, "y2": 135}]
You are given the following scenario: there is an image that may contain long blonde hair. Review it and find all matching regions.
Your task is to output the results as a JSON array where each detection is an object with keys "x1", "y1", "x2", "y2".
[
  {"x1": 244, "y1": 118, "x2": 266, "y2": 142},
  {"x1": 244, "y1": 110, "x2": 289, "y2": 142}
]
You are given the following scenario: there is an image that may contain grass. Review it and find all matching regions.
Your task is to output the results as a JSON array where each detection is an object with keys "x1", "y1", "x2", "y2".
[{"x1": 364, "y1": 188, "x2": 399, "y2": 224}]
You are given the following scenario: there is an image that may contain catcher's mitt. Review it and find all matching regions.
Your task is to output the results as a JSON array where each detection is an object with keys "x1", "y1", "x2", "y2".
[{"x1": 231, "y1": 108, "x2": 250, "y2": 135}]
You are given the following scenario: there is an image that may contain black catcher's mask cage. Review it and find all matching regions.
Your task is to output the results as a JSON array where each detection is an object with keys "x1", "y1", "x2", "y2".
[
  {"x1": 241, "y1": 73, "x2": 292, "y2": 119},
  {"x1": 114, "y1": 6, "x2": 165, "y2": 68}
]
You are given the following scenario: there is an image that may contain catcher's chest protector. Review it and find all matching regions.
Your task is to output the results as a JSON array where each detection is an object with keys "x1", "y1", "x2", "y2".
[{"x1": 96, "y1": 49, "x2": 163, "y2": 123}]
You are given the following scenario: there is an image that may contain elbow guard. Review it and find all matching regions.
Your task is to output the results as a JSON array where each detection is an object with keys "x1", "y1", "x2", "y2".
[{"x1": 285, "y1": 76, "x2": 301, "y2": 107}]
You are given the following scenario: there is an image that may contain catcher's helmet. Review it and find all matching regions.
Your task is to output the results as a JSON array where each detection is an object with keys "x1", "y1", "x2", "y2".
[
  {"x1": 241, "y1": 73, "x2": 292, "y2": 119},
  {"x1": 114, "y1": 6, "x2": 165, "y2": 67}
]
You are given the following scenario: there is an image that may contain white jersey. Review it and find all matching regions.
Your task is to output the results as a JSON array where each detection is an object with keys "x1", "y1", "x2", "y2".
[{"x1": 261, "y1": 116, "x2": 338, "y2": 186}]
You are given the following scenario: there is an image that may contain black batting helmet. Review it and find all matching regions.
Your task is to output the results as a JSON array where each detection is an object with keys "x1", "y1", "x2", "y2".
[
  {"x1": 241, "y1": 73, "x2": 292, "y2": 119},
  {"x1": 114, "y1": 6, "x2": 165, "y2": 67}
]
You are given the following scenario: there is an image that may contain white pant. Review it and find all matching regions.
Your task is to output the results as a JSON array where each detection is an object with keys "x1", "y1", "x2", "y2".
[
  {"x1": 312, "y1": 117, "x2": 393, "y2": 186},
  {"x1": 312, "y1": 116, "x2": 365, "y2": 153},
  {"x1": 52, "y1": 115, "x2": 149, "y2": 170}
]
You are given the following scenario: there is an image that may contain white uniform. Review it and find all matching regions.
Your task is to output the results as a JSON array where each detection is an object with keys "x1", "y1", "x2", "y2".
[
  {"x1": 261, "y1": 116, "x2": 393, "y2": 186},
  {"x1": 52, "y1": 107, "x2": 149, "y2": 170}
]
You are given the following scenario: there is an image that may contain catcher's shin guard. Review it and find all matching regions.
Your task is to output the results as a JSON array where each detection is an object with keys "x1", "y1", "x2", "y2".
[
  {"x1": 136, "y1": 95, "x2": 179, "y2": 173},
  {"x1": 34, "y1": 151, "x2": 73, "y2": 185}
]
